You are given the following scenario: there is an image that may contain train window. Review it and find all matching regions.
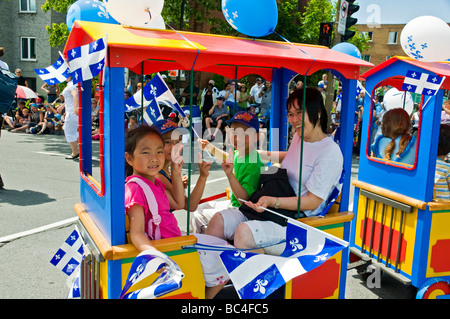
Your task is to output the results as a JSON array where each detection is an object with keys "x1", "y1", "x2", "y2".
[
  {"x1": 367, "y1": 83, "x2": 419, "y2": 169},
  {"x1": 79, "y1": 78, "x2": 105, "y2": 196}
]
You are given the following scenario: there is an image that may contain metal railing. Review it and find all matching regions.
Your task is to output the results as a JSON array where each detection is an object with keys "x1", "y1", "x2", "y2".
[
  {"x1": 77, "y1": 220, "x2": 104, "y2": 299},
  {"x1": 354, "y1": 189, "x2": 414, "y2": 284}
]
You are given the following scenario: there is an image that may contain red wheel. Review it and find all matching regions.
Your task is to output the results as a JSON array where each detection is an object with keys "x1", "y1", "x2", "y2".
[{"x1": 417, "y1": 279, "x2": 450, "y2": 299}]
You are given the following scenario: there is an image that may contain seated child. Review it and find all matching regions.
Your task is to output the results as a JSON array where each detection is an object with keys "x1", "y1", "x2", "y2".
[
  {"x1": 200, "y1": 111, "x2": 265, "y2": 239},
  {"x1": 124, "y1": 124, "x2": 231, "y2": 299},
  {"x1": 151, "y1": 119, "x2": 212, "y2": 213},
  {"x1": 434, "y1": 124, "x2": 450, "y2": 200},
  {"x1": 371, "y1": 108, "x2": 416, "y2": 165}
]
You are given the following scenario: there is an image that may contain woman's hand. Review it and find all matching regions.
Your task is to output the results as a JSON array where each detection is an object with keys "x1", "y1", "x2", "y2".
[{"x1": 244, "y1": 196, "x2": 276, "y2": 213}]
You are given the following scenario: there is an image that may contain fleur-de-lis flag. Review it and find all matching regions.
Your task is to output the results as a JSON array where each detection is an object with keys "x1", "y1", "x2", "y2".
[
  {"x1": 219, "y1": 220, "x2": 348, "y2": 299},
  {"x1": 67, "y1": 37, "x2": 107, "y2": 85}
]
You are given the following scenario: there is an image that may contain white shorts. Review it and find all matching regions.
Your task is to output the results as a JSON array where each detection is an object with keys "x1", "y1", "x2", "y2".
[
  {"x1": 63, "y1": 112, "x2": 78, "y2": 143},
  {"x1": 189, "y1": 200, "x2": 233, "y2": 233},
  {"x1": 220, "y1": 209, "x2": 286, "y2": 256},
  {"x1": 193, "y1": 233, "x2": 232, "y2": 287}
]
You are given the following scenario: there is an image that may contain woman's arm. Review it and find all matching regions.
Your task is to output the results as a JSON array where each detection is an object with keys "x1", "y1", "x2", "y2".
[
  {"x1": 257, "y1": 150, "x2": 287, "y2": 164},
  {"x1": 244, "y1": 193, "x2": 323, "y2": 213},
  {"x1": 71, "y1": 89, "x2": 79, "y2": 115}
]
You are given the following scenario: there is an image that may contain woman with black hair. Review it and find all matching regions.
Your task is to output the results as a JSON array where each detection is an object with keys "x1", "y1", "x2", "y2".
[{"x1": 206, "y1": 87, "x2": 344, "y2": 255}]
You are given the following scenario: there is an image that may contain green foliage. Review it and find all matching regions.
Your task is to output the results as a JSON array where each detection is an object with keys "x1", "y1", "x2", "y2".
[
  {"x1": 41, "y1": 0, "x2": 75, "y2": 13},
  {"x1": 42, "y1": 0, "x2": 75, "y2": 47},
  {"x1": 46, "y1": 23, "x2": 70, "y2": 48},
  {"x1": 299, "y1": 0, "x2": 335, "y2": 44}
]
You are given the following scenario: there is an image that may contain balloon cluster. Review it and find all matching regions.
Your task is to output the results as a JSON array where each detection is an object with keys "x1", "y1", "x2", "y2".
[{"x1": 400, "y1": 16, "x2": 450, "y2": 63}]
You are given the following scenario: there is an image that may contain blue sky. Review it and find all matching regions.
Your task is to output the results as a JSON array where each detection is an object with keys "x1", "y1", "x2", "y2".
[{"x1": 332, "y1": 0, "x2": 450, "y2": 24}]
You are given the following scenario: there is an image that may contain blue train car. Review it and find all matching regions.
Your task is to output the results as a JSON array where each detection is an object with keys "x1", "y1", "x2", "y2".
[{"x1": 351, "y1": 56, "x2": 450, "y2": 299}]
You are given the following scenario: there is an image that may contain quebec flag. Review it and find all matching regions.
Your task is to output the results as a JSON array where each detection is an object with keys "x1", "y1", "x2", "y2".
[
  {"x1": 50, "y1": 227, "x2": 85, "y2": 276},
  {"x1": 125, "y1": 73, "x2": 185, "y2": 117},
  {"x1": 34, "y1": 55, "x2": 71, "y2": 85},
  {"x1": 143, "y1": 98, "x2": 163, "y2": 125},
  {"x1": 402, "y1": 70, "x2": 444, "y2": 96},
  {"x1": 119, "y1": 249, "x2": 184, "y2": 299},
  {"x1": 67, "y1": 37, "x2": 107, "y2": 85},
  {"x1": 220, "y1": 220, "x2": 348, "y2": 299}
]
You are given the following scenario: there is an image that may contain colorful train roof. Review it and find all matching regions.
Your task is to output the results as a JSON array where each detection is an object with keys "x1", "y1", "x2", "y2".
[
  {"x1": 361, "y1": 56, "x2": 450, "y2": 90},
  {"x1": 64, "y1": 21, "x2": 373, "y2": 80}
]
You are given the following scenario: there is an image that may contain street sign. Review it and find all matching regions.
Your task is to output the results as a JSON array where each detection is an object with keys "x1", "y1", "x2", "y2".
[{"x1": 338, "y1": 0, "x2": 348, "y2": 36}]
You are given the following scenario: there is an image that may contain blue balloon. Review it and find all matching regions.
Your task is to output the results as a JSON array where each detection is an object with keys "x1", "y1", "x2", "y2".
[
  {"x1": 67, "y1": 0, "x2": 119, "y2": 32},
  {"x1": 331, "y1": 42, "x2": 362, "y2": 59},
  {"x1": 222, "y1": 0, "x2": 278, "y2": 38}
]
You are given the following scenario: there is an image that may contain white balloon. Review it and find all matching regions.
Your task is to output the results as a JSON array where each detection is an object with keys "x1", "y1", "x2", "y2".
[
  {"x1": 146, "y1": 14, "x2": 166, "y2": 30},
  {"x1": 383, "y1": 88, "x2": 414, "y2": 115},
  {"x1": 103, "y1": 0, "x2": 164, "y2": 28},
  {"x1": 400, "y1": 16, "x2": 450, "y2": 62}
]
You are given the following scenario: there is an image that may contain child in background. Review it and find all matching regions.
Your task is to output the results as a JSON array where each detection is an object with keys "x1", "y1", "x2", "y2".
[
  {"x1": 128, "y1": 115, "x2": 138, "y2": 131},
  {"x1": 434, "y1": 124, "x2": 450, "y2": 200},
  {"x1": 371, "y1": 108, "x2": 416, "y2": 165},
  {"x1": 152, "y1": 119, "x2": 212, "y2": 212},
  {"x1": 124, "y1": 124, "x2": 230, "y2": 299}
]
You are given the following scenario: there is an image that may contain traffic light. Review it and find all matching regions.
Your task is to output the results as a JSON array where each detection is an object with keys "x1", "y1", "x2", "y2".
[
  {"x1": 337, "y1": 0, "x2": 360, "y2": 42},
  {"x1": 318, "y1": 22, "x2": 333, "y2": 47}
]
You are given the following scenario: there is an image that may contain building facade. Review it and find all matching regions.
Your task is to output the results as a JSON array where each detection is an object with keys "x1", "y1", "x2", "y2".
[
  {"x1": 357, "y1": 23, "x2": 409, "y2": 75},
  {"x1": 0, "y1": 0, "x2": 65, "y2": 96}
]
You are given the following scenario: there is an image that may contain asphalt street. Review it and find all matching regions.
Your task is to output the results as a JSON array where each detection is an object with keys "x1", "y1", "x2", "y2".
[{"x1": 0, "y1": 129, "x2": 412, "y2": 299}]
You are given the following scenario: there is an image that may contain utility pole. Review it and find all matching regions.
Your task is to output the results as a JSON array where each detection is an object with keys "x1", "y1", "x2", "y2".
[{"x1": 324, "y1": 0, "x2": 342, "y2": 131}]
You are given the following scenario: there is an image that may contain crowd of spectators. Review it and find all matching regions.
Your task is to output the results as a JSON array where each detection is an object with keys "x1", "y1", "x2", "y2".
[{"x1": 125, "y1": 76, "x2": 277, "y2": 143}]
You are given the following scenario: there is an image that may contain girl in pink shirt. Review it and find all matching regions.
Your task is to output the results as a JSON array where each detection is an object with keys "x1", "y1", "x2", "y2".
[
  {"x1": 125, "y1": 126, "x2": 185, "y2": 247},
  {"x1": 124, "y1": 125, "x2": 230, "y2": 298}
]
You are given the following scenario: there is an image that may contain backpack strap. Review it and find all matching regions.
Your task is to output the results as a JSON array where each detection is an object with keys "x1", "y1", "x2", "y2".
[{"x1": 127, "y1": 177, "x2": 161, "y2": 240}]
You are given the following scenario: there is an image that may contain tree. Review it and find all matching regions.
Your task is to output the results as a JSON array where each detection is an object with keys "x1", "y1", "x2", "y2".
[
  {"x1": 299, "y1": 0, "x2": 335, "y2": 45},
  {"x1": 41, "y1": 0, "x2": 75, "y2": 47}
]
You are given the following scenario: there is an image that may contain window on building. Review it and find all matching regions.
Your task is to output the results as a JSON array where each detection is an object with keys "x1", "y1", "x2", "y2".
[
  {"x1": 21, "y1": 37, "x2": 36, "y2": 61},
  {"x1": 19, "y1": 0, "x2": 36, "y2": 12},
  {"x1": 388, "y1": 32, "x2": 398, "y2": 44},
  {"x1": 362, "y1": 31, "x2": 373, "y2": 42},
  {"x1": 362, "y1": 55, "x2": 371, "y2": 62}
]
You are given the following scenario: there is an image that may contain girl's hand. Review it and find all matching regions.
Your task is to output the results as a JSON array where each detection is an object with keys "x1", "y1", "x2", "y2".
[
  {"x1": 182, "y1": 175, "x2": 189, "y2": 189},
  {"x1": 197, "y1": 152, "x2": 212, "y2": 178},
  {"x1": 171, "y1": 143, "x2": 184, "y2": 175}
]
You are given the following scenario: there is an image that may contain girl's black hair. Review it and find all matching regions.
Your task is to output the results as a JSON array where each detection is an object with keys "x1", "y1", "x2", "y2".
[
  {"x1": 125, "y1": 124, "x2": 164, "y2": 177},
  {"x1": 286, "y1": 87, "x2": 328, "y2": 133}
]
